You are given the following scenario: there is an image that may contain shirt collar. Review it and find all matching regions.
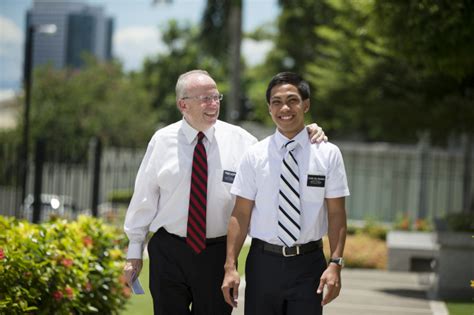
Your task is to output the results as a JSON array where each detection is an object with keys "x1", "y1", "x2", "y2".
[
  {"x1": 181, "y1": 118, "x2": 216, "y2": 144},
  {"x1": 274, "y1": 127, "x2": 308, "y2": 151}
]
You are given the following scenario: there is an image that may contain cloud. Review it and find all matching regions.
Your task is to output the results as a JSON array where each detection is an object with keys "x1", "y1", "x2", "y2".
[
  {"x1": 113, "y1": 26, "x2": 166, "y2": 71},
  {"x1": 242, "y1": 38, "x2": 273, "y2": 66},
  {"x1": 0, "y1": 16, "x2": 23, "y2": 89},
  {"x1": 0, "y1": 16, "x2": 22, "y2": 49},
  {"x1": 113, "y1": 26, "x2": 274, "y2": 71}
]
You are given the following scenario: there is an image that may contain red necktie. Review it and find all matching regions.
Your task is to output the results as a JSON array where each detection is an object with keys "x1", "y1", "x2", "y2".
[{"x1": 186, "y1": 132, "x2": 207, "y2": 253}]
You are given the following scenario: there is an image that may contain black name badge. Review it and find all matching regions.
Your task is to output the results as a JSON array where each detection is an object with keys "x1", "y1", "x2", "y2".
[
  {"x1": 307, "y1": 175, "x2": 325, "y2": 187},
  {"x1": 222, "y1": 170, "x2": 236, "y2": 183}
]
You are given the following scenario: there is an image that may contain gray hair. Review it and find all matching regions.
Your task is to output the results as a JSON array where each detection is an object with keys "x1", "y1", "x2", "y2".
[{"x1": 175, "y1": 69, "x2": 211, "y2": 102}]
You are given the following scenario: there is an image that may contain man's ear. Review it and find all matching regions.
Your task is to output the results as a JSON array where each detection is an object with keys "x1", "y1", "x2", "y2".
[
  {"x1": 303, "y1": 99, "x2": 310, "y2": 113},
  {"x1": 177, "y1": 99, "x2": 186, "y2": 112}
]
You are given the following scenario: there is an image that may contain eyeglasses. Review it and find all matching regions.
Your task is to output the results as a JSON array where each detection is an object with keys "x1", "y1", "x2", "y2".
[{"x1": 181, "y1": 94, "x2": 223, "y2": 103}]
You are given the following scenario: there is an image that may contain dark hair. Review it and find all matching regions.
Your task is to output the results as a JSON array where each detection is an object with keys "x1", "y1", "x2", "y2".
[{"x1": 265, "y1": 72, "x2": 310, "y2": 103}]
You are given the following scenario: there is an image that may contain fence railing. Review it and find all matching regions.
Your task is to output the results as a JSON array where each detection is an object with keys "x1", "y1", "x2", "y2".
[
  {"x1": 1, "y1": 136, "x2": 472, "y2": 224},
  {"x1": 340, "y1": 141, "x2": 469, "y2": 223}
]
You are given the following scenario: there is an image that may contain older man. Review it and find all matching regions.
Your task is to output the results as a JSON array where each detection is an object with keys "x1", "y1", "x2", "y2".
[{"x1": 123, "y1": 70, "x2": 327, "y2": 315}]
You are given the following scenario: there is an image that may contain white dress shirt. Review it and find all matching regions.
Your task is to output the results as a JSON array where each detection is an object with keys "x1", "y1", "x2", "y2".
[
  {"x1": 231, "y1": 127, "x2": 350, "y2": 246},
  {"x1": 124, "y1": 119, "x2": 257, "y2": 259}
]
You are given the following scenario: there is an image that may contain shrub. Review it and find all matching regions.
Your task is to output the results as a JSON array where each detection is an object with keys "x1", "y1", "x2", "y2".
[
  {"x1": 358, "y1": 220, "x2": 388, "y2": 240},
  {"x1": 323, "y1": 234, "x2": 387, "y2": 270},
  {"x1": 107, "y1": 190, "x2": 133, "y2": 205},
  {"x1": 444, "y1": 212, "x2": 474, "y2": 232},
  {"x1": 0, "y1": 215, "x2": 130, "y2": 314},
  {"x1": 393, "y1": 212, "x2": 432, "y2": 231}
]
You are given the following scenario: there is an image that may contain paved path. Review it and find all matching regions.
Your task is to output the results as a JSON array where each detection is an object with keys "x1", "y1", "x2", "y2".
[{"x1": 232, "y1": 269, "x2": 448, "y2": 315}]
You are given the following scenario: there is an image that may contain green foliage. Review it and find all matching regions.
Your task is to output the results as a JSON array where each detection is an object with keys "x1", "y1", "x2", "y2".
[
  {"x1": 0, "y1": 215, "x2": 130, "y2": 314},
  {"x1": 393, "y1": 213, "x2": 432, "y2": 231},
  {"x1": 107, "y1": 190, "x2": 133, "y2": 204},
  {"x1": 0, "y1": 130, "x2": 21, "y2": 186},
  {"x1": 23, "y1": 57, "x2": 156, "y2": 158},
  {"x1": 266, "y1": 0, "x2": 474, "y2": 145},
  {"x1": 141, "y1": 20, "x2": 228, "y2": 125},
  {"x1": 358, "y1": 220, "x2": 388, "y2": 241},
  {"x1": 444, "y1": 212, "x2": 474, "y2": 232},
  {"x1": 200, "y1": 0, "x2": 232, "y2": 60},
  {"x1": 373, "y1": 0, "x2": 474, "y2": 81}
]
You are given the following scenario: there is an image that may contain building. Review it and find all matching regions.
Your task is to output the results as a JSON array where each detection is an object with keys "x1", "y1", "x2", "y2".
[{"x1": 26, "y1": 0, "x2": 114, "y2": 70}]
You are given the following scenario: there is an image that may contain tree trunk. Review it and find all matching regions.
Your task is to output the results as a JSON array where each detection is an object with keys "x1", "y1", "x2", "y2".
[{"x1": 226, "y1": 0, "x2": 242, "y2": 123}]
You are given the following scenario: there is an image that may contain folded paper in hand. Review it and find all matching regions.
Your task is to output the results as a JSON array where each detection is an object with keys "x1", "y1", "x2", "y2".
[{"x1": 132, "y1": 278, "x2": 145, "y2": 294}]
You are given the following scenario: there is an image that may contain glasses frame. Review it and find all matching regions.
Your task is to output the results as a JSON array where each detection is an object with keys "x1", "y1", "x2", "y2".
[{"x1": 181, "y1": 94, "x2": 223, "y2": 103}]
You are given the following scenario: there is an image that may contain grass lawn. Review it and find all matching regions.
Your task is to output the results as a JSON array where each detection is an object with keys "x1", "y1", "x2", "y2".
[
  {"x1": 446, "y1": 300, "x2": 473, "y2": 315},
  {"x1": 121, "y1": 244, "x2": 250, "y2": 315}
]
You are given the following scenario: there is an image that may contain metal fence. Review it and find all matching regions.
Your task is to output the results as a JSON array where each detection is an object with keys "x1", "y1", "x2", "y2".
[
  {"x1": 1, "y1": 136, "x2": 472, "y2": 223},
  {"x1": 340, "y1": 141, "x2": 470, "y2": 222}
]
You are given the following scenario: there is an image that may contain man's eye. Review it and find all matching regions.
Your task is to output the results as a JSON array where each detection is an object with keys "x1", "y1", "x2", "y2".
[{"x1": 288, "y1": 98, "x2": 298, "y2": 104}]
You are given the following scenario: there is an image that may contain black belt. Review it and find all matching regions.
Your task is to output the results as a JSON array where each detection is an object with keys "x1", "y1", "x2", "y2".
[
  {"x1": 158, "y1": 228, "x2": 227, "y2": 245},
  {"x1": 252, "y1": 238, "x2": 323, "y2": 257}
]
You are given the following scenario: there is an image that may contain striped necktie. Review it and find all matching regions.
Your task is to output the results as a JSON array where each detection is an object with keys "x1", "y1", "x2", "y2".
[
  {"x1": 186, "y1": 132, "x2": 207, "y2": 254},
  {"x1": 278, "y1": 140, "x2": 301, "y2": 247}
]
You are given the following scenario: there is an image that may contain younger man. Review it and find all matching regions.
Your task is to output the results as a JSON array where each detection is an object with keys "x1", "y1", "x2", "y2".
[{"x1": 222, "y1": 72, "x2": 350, "y2": 315}]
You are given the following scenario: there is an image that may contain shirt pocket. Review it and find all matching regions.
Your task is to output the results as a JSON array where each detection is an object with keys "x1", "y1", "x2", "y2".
[
  {"x1": 209, "y1": 168, "x2": 234, "y2": 206},
  {"x1": 301, "y1": 173, "x2": 326, "y2": 203},
  {"x1": 302, "y1": 185, "x2": 325, "y2": 203}
]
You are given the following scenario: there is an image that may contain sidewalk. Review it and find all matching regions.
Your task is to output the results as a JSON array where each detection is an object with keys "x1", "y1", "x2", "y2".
[{"x1": 232, "y1": 268, "x2": 448, "y2": 315}]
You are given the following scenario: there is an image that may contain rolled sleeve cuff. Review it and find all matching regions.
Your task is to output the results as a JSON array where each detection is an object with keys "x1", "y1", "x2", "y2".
[
  {"x1": 325, "y1": 188, "x2": 350, "y2": 199},
  {"x1": 126, "y1": 242, "x2": 144, "y2": 259},
  {"x1": 230, "y1": 187, "x2": 255, "y2": 201}
]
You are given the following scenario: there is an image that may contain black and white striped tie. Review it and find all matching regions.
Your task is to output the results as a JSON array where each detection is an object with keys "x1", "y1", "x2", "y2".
[{"x1": 278, "y1": 140, "x2": 301, "y2": 247}]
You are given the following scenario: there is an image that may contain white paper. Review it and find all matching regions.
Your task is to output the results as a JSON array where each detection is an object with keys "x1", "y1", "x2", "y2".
[{"x1": 131, "y1": 278, "x2": 145, "y2": 294}]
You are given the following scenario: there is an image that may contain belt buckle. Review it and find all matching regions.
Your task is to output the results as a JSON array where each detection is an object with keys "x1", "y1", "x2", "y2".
[{"x1": 282, "y1": 245, "x2": 300, "y2": 257}]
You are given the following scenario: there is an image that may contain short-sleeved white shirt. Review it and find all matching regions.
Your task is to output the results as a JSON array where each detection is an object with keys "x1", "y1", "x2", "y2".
[
  {"x1": 124, "y1": 119, "x2": 257, "y2": 259},
  {"x1": 231, "y1": 127, "x2": 350, "y2": 246}
]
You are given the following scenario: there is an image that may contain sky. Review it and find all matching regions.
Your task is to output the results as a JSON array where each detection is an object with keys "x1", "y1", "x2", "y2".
[{"x1": 0, "y1": 0, "x2": 279, "y2": 99}]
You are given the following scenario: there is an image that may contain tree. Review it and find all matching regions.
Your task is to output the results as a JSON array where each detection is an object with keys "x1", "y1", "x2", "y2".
[
  {"x1": 141, "y1": 20, "x2": 228, "y2": 125},
  {"x1": 371, "y1": 0, "x2": 474, "y2": 141},
  {"x1": 266, "y1": 0, "x2": 335, "y2": 76},
  {"x1": 265, "y1": 0, "x2": 474, "y2": 144},
  {"x1": 24, "y1": 57, "x2": 156, "y2": 159}
]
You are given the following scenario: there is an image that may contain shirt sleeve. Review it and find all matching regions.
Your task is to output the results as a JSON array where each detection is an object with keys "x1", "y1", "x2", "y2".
[
  {"x1": 325, "y1": 146, "x2": 350, "y2": 198},
  {"x1": 123, "y1": 136, "x2": 160, "y2": 259},
  {"x1": 230, "y1": 150, "x2": 257, "y2": 201}
]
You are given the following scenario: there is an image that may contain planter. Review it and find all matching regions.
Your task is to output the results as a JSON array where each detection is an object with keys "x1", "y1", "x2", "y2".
[
  {"x1": 431, "y1": 232, "x2": 474, "y2": 299},
  {"x1": 387, "y1": 231, "x2": 439, "y2": 272}
]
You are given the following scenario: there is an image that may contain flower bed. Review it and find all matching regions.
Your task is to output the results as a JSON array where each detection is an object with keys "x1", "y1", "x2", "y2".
[{"x1": 0, "y1": 215, "x2": 130, "y2": 314}]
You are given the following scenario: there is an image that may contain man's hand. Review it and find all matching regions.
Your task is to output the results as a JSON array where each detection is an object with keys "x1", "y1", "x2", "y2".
[
  {"x1": 306, "y1": 123, "x2": 328, "y2": 144},
  {"x1": 316, "y1": 264, "x2": 342, "y2": 305},
  {"x1": 123, "y1": 259, "x2": 143, "y2": 288},
  {"x1": 221, "y1": 266, "x2": 241, "y2": 308}
]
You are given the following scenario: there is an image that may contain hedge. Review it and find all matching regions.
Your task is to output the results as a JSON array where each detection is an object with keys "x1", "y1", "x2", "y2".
[{"x1": 0, "y1": 215, "x2": 130, "y2": 314}]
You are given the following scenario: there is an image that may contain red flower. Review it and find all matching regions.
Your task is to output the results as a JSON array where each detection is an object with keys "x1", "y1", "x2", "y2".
[
  {"x1": 122, "y1": 286, "x2": 132, "y2": 298},
  {"x1": 82, "y1": 236, "x2": 93, "y2": 247},
  {"x1": 0, "y1": 248, "x2": 5, "y2": 260},
  {"x1": 52, "y1": 290, "x2": 63, "y2": 301},
  {"x1": 118, "y1": 274, "x2": 127, "y2": 285},
  {"x1": 61, "y1": 258, "x2": 73, "y2": 268},
  {"x1": 64, "y1": 286, "x2": 74, "y2": 300}
]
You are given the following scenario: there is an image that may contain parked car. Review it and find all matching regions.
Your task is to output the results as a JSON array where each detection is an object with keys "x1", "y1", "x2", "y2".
[{"x1": 23, "y1": 194, "x2": 77, "y2": 222}]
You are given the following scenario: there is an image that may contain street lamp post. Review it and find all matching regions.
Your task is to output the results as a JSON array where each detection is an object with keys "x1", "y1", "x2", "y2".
[{"x1": 19, "y1": 24, "x2": 56, "y2": 219}]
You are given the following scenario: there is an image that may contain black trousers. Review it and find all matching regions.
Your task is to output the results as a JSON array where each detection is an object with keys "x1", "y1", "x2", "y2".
[
  {"x1": 245, "y1": 239, "x2": 327, "y2": 315},
  {"x1": 147, "y1": 228, "x2": 232, "y2": 315}
]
